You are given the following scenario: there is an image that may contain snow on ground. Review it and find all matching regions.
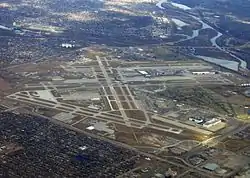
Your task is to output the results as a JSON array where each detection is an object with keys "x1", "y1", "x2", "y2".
[
  {"x1": 196, "y1": 55, "x2": 239, "y2": 71},
  {"x1": 53, "y1": 112, "x2": 75, "y2": 122},
  {"x1": 36, "y1": 90, "x2": 58, "y2": 102},
  {"x1": 162, "y1": 17, "x2": 170, "y2": 23},
  {"x1": 0, "y1": 25, "x2": 11, "y2": 30},
  {"x1": 87, "y1": 121, "x2": 114, "y2": 134},
  {"x1": 171, "y1": 2, "x2": 191, "y2": 10},
  {"x1": 61, "y1": 91, "x2": 100, "y2": 101},
  {"x1": 156, "y1": 0, "x2": 191, "y2": 10},
  {"x1": 172, "y1": 18, "x2": 189, "y2": 27},
  {"x1": 156, "y1": 0, "x2": 168, "y2": 9}
]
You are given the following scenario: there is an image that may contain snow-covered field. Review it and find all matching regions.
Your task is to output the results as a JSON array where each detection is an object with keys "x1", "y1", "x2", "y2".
[
  {"x1": 196, "y1": 55, "x2": 239, "y2": 71},
  {"x1": 156, "y1": 0, "x2": 191, "y2": 10},
  {"x1": 156, "y1": 0, "x2": 168, "y2": 9},
  {"x1": 36, "y1": 90, "x2": 58, "y2": 102},
  {"x1": 172, "y1": 18, "x2": 189, "y2": 27},
  {"x1": 171, "y1": 2, "x2": 191, "y2": 10},
  {"x1": 0, "y1": 25, "x2": 11, "y2": 30}
]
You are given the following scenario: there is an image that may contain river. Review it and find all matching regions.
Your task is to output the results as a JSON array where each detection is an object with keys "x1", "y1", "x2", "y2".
[
  {"x1": 156, "y1": 0, "x2": 191, "y2": 10},
  {"x1": 191, "y1": 17, "x2": 247, "y2": 71},
  {"x1": 156, "y1": 0, "x2": 247, "y2": 71}
]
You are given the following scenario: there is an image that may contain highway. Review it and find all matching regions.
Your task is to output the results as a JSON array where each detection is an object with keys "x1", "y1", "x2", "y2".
[{"x1": 156, "y1": 140, "x2": 200, "y2": 154}]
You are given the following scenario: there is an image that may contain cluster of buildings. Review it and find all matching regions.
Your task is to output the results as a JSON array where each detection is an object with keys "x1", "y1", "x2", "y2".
[
  {"x1": 135, "y1": 69, "x2": 219, "y2": 79},
  {"x1": 153, "y1": 168, "x2": 178, "y2": 178},
  {"x1": 136, "y1": 69, "x2": 184, "y2": 78},
  {"x1": 61, "y1": 43, "x2": 75, "y2": 48},
  {"x1": 203, "y1": 163, "x2": 227, "y2": 174},
  {"x1": 241, "y1": 83, "x2": 250, "y2": 87},
  {"x1": 137, "y1": 70, "x2": 151, "y2": 77},
  {"x1": 0, "y1": 112, "x2": 139, "y2": 177},
  {"x1": 189, "y1": 117, "x2": 221, "y2": 128},
  {"x1": 192, "y1": 71, "x2": 217, "y2": 75}
]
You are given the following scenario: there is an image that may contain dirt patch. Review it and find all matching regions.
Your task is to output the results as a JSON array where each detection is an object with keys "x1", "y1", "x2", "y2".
[
  {"x1": 0, "y1": 78, "x2": 11, "y2": 90},
  {"x1": 9, "y1": 61, "x2": 63, "y2": 73},
  {"x1": 125, "y1": 109, "x2": 146, "y2": 121},
  {"x1": 224, "y1": 139, "x2": 250, "y2": 152}
]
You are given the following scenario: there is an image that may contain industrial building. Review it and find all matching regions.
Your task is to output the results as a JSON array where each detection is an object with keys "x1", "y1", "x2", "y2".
[
  {"x1": 202, "y1": 118, "x2": 222, "y2": 128},
  {"x1": 61, "y1": 43, "x2": 75, "y2": 48},
  {"x1": 203, "y1": 163, "x2": 219, "y2": 171},
  {"x1": 189, "y1": 117, "x2": 222, "y2": 128},
  {"x1": 189, "y1": 117, "x2": 204, "y2": 124},
  {"x1": 192, "y1": 71, "x2": 216, "y2": 75},
  {"x1": 137, "y1": 70, "x2": 151, "y2": 77}
]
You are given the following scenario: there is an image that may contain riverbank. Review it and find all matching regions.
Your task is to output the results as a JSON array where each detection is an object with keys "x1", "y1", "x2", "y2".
[{"x1": 155, "y1": 0, "x2": 248, "y2": 72}]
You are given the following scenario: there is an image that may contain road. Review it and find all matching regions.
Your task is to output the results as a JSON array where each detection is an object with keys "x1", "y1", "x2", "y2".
[
  {"x1": 32, "y1": 112, "x2": 218, "y2": 178},
  {"x1": 184, "y1": 122, "x2": 249, "y2": 160},
  {"x1": 156, "y1": 140, "x2": 200, "y2": 154}
]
